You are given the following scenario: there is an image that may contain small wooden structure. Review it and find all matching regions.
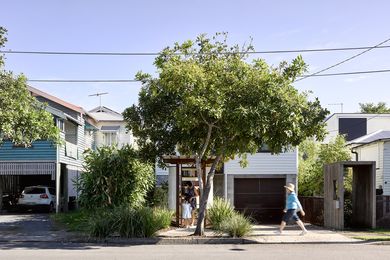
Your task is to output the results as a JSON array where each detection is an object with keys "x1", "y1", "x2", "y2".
[
  {"x1": 162, "y1": 155, "x2": 214, "y2": 227},
  {"x1": 324, "y1": 161, "x2": 376, "y2": 230}
]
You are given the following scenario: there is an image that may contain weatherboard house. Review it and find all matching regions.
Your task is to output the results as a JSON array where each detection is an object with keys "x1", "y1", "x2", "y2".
[
  {"x1": 0, "y1": 86, "x2": 97, "y2": 212},
  {"x1": 324, "y1": 113, "x2": 390, "y2": 195},
  {"x1": 157, "y1": 148, "x2": 298, "y2": 224}
]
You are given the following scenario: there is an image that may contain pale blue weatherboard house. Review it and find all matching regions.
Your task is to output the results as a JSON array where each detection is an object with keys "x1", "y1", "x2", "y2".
[{"x1": 0, "y1": 86, "x2": 98, "y2": 212}]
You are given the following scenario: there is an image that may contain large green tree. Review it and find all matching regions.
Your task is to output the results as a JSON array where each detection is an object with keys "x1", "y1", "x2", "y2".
[
  {"x1": 0, "y1": 27, "x2": 59, "y2": 210},
  {"x1": 123, "y1": 33, "x2": 329, "y2": 235},
  {"x1": 0, "y1": 27, "x2": 59, "y2": 145},
  {"x1": 298, "y1": 135, "x2": 351, "y2": 196},
  {"x1": 359, "y1": 102, "x2": 390, "y2": 114}
]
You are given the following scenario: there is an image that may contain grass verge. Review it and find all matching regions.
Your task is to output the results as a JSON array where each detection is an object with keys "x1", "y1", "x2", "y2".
[{"x1": 51, "y1": 210, "x2": 90, "y2": 233}]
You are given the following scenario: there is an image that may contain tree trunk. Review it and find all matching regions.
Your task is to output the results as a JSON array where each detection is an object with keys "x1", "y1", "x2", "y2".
[
  {"x1": 194, "y1": 155, "x2": 222, "y2": 236},
  {"x1": 196, "y1": 156, "x2": 203, "y2": 194}
]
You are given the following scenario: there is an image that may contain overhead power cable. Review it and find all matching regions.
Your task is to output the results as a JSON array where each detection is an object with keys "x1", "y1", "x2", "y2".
[
  {"x1": 1, "y1": 45, "x2": 390, "y2": 56},
  {"x1": 26, "y1": 68, "x2": 390, "y2": 83},
  {"x1": 295, "y1": 37, "x2": 390, "y2": 82}
]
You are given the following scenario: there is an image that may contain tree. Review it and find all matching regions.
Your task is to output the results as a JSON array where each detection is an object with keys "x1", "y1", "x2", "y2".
[
  {"x1": 359, "y1": 102, "x2": 390, "y2": 114},
  {"x1": 298, "y1": 135, "x2": 351, "y2": 196},
  {"x1": 0, "y1": 27, "x2": 60, "y2": 210},
  {"x1": 0, "y1": 27, "x2": 59, "y2": 145},
  {"x1": 123, "y1": 33, "x2": 329, "y2": 235}
]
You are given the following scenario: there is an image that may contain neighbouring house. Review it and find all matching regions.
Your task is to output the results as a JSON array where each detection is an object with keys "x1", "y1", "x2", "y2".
[
  {"x1": 347, "y1": 130, "x2": 390, "y2": 195},
  {"x1": 324, "y1": 113, "x2": 390, "y2": 194},
  {"x1": 0, "y1": 86, "x2": 91, "y2": 212},
  {"x1": 157, "y1": 148, "x2": 298, "y2": 224},
  {"x1": 324, "y1": 113, "x2": 390, "y2": 142},
  {"x1": 88, "y1": 106, "x2": 135, "y2": 148}
]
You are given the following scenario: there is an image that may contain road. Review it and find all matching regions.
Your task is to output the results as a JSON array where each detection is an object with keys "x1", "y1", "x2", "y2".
[{"x1": 0, "y1": 243, "x2": 388, "y2": 260}]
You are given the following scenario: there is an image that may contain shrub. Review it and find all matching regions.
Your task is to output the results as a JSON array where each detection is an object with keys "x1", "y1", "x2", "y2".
[
  {"x1": 148, "y1": 181, "x2": 169, "y2": 208},
  {"x1": 152, "y1": 207, "x2": 172, "y2": 230},
  {"x1": 88, "y1": 210, "x2": 116, "y2": 239},
  {"x1": 207, "y1": 197, "x2": 235, "y2": 230},
  {"x1": 77, "y1": 145, "x2": 155, "y2": 209},
  {"x1": 88, "y1": 206, "x2": 173, "y2": 238},
  {"x1": 220, "y1": 213, "x2": 252, "y2": 238}
]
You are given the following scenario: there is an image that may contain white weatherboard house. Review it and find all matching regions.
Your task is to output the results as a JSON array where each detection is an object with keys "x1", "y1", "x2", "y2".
[
  {"x1": 324, "y1": 113, "x2": 390, "y2": 143},
  {"x1": 324, "y1": 113, "x2": 390, "y2": 195},
  {"x1": 348, "y1": 130, "x2": 390, "y2": 195},
  {"x1": 157, "y1": 149, "x2": 298, "y2": 224},
  {"x1": 89, "y1": 106, "x2": 135, "y2": 148}
]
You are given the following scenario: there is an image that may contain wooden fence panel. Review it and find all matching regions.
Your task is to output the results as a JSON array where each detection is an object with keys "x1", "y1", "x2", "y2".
[
  {"x1": 376, "y1": 195, "x2": 390, "y2": 227},
  {"x1": 299, "y1": 196, "x2": 324, "y2": 226}
]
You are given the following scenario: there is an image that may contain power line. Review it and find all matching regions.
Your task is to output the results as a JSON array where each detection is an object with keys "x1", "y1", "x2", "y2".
[
  {"x1": 25, "y1": 68, "x2": 390, "y2": 83},
  {"x1": 1, "y1": 45, "x2": 390, "y2": 56},
  {"x1": 295, "y1": 37, "x2": 390, "y2": 82},
  {"x1": 301, "y1": 69, "x2": 390, "y2": 77},
  {"x1": 27, "y1": 79, "x2": 139, "y2": 83}
]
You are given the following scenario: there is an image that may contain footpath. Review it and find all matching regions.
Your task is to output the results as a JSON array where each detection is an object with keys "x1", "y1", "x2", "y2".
[{"x1": 0, "y1": 214, "x2": 360, "y2": 245}]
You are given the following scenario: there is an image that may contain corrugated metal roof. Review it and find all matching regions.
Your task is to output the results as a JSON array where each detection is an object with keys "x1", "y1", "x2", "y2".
[
  {"x1": 348, "y1": 130, "x2": 390, "y2": 145},
  {"x1": 28, "y1": 86, "x2": 84, "y2": 114}
]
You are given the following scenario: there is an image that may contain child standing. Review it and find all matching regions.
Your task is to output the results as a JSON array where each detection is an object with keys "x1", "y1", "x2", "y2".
[{"x1": 182, "y1": 197, "x2": 192, "y2": 228}]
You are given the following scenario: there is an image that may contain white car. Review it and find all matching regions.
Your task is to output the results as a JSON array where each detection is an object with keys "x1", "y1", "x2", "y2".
[{"x1": 17, "y1": 186, "x2": 56, "y2": 212}]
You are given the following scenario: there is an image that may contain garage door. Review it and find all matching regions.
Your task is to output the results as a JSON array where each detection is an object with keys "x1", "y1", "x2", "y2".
[{"x1": 234, "y1": 178, "x2": 285, "y2": 224}]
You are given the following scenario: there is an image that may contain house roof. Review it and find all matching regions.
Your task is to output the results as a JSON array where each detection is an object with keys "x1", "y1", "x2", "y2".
[
  {"x1": 28, "y1": 86, "x2": 84, "y2": 114},
  {"x1": 325, "y1": 113, "x2": 390, "y2": 122},
  {"x1": 88, "y1": 106, "x2": 124, "y2": 121},
  {"x1": 347, "y1": 130, "x2": 390, "y2": 146}
]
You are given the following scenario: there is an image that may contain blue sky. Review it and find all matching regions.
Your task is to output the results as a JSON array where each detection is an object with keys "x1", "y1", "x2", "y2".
[{"x1": 1, "y1": 0, "x2": 389, "y2": 114}]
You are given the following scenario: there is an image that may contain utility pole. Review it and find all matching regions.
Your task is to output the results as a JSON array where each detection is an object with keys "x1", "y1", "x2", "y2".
[
  {"x1": 89, "y1": 92, "x2": 108, "y2": 111},
  {"x1": 328, "y1": 103, "x2": 343, "y2": 113}
]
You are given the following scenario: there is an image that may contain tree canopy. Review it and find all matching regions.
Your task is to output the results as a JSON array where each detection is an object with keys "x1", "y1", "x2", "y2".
[
  {"x1": 359, "y1": 102, "x2": 390, "y2": 114},
  {"x1": 298, "y1": 135, "x2": 351, "y2": 196},
  {"x1": 0, "y1": 27, "x2": 59, "y2": 146},
  {"x1": 123, "y1": 33, "x2": 329, "y2": 235}
]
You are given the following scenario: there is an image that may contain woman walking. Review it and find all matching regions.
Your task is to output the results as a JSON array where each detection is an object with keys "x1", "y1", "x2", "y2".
[{"x1": 277, "y1": 183, "x2": 308, "y2": 235}]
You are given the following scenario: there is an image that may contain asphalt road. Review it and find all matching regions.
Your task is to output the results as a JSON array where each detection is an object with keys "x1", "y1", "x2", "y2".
[{"x1": 0, "y1": 243, "x2": 389, "y2": 260}]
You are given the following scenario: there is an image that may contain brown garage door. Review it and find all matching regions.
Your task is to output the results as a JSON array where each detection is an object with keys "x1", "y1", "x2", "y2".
[{"x1": 234, "y1": 178, "x2": 285, "y2": 224}]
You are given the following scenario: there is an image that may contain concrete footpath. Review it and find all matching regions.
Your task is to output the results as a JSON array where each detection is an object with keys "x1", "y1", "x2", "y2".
[{"x1": 0, "y1": 214, "x2": 360, "y2": 245}]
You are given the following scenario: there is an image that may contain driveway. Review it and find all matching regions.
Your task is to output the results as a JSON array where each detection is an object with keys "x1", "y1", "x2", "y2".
[{"x1": 0, "y1": 213, "x2": 70, "y2": 242}]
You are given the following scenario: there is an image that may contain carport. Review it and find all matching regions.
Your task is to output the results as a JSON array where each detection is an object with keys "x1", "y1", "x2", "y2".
[{"x1": 0, "y1": 162, "x2": 57, "y2": 212}]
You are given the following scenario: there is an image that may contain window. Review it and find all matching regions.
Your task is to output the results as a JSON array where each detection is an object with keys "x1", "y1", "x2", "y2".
[
  {"x1": 257, "y1": 144, "x2": 271, "y2": 153},
  {"x1": 104, "y1": 132, "x2": 118, "y2": 146},
  {"x1": 57, "y1": 119, "x2": 65, "y2": 132},
  {"x1": 24, "y1": 187, "x2": 46, "y2": 194},
  {"x1": 339, "y1": 118, "x2": 367, "y2": 141}
]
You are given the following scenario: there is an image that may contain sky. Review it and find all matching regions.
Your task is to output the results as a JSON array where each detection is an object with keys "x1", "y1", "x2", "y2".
[{"x1": 1, "y1": 0, "x2": 389, "y2": 114}]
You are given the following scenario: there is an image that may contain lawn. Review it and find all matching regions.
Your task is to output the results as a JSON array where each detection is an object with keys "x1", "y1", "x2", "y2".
[
  {"x1": 51, "y1": 210, "x2": 90, "y2": 233},
  {"x1": 348, "y1": 228, "x2": 390, "y2": 241}
]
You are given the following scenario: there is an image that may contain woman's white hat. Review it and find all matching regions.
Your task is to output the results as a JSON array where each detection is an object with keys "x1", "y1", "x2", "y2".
[{"x1": 284, "y1": 183, "x2": 295, "y2": 192}]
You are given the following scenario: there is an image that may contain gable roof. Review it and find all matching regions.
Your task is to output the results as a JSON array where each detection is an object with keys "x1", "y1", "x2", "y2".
[
  {"x1": 347, "y1": 130, "x2": 390, "y2": 146},
  {"x1": 28, "y1": 86, "x2": 84, "y2": 114},
  {"x1": 88, "y1": 106, "x2": 124, "y2": 121}
]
